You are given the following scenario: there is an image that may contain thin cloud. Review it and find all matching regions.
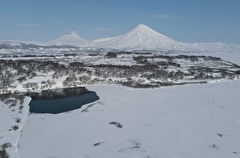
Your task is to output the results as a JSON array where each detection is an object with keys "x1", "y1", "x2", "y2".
[
  {"x1": 153, "y1": 15, "x2": 177, "y2": 19},
  {"x1": 18, "y1": 23, "x2": 40, "y2": 27},
  {"x1": 96, "y1": 28, "x2": 112, "y2": 31}
]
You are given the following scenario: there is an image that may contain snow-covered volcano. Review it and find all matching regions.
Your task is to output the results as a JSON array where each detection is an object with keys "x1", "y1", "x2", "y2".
[
  {"x1": 50, "y1": 32, "x2": 89, "y2": 46},
  {"x1": 92, "y1": 24, "x2": 179, "y2": 50}
]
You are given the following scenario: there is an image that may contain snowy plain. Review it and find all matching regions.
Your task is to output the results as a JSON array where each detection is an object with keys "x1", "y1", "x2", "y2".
[{"x1": 18, "y1": 80, "x2": 240, "y2": 158}]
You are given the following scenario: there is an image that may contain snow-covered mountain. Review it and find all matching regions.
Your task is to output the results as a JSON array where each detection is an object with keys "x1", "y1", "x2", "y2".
[
  {"x1": 92, "y1": 24, "x2": 179, "y2": 50},
  {"x1": 0, "y1": 24, "x2": 240, "y2": 54},
  {"x1": 49, "y1": 32, "x2": 89, "y2": 46},
  {"x1": 38, "y1": 25, "x2": 240, "y2": 53},
  {"x1": 91, "y1": 24, "x2": 240, "y2": 52}
]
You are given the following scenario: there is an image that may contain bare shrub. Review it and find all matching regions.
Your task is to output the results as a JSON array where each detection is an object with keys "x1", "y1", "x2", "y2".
[
  {"x1": 109, "y1": 121, "x2": 123, "y2": 128},
  {"x1": 12, "y1": 125, "x2": 19, "y2": 131},
  {"x1": 15, "y1": 118, "x2": 21, "y2": 123}
]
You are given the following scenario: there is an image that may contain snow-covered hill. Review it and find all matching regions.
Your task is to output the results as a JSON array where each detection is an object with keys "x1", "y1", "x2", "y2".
[
  {"x1": 191, "y1": 43, "x2": 240, "y2": 53},
  {"x1": 0, "y1": 40, "x2": 106, "y2": 55}
]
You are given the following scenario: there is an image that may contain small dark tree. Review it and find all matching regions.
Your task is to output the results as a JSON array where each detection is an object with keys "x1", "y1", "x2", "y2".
[{"x1": 106, "y1": 52, "x2": 117, "y2": 58}]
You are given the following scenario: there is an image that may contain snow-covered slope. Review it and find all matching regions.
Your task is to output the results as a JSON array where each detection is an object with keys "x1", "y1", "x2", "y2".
[
  {"x1": 50, "y1": 32, "x2": 89, "y2": 46},
  {"x1": 92, "y1": 24, "x2": 180, "y2": 50}
]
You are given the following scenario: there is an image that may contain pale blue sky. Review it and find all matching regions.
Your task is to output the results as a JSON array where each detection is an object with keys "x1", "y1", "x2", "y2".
[{"x1": 0, "y1": 0, "x2": 240, "y2": 44}]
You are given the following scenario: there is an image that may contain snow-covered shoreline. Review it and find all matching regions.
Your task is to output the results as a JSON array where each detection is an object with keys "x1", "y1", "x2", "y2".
[{"x1": 0, "y1": 96, "x2": 31, "y2": 158}]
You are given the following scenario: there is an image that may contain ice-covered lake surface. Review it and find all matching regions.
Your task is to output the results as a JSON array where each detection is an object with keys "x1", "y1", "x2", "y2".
[{"x1": 27, "y1": 87, "x2": 99, "y2": 114}]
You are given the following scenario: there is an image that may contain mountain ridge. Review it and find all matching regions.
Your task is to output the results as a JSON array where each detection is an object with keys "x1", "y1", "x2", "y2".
[{"x1": 1, "y1": 24, "x2": 240, "y2": 53}]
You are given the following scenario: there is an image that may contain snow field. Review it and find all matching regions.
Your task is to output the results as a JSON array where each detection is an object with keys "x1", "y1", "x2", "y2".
[{"x1": 18, "y1": 81, "x2": 240, "y2": 158}]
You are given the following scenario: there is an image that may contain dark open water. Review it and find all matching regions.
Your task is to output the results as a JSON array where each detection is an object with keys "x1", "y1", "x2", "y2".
[{"x1": 26, "y1": 87, "x2": 99, "y2": 114}]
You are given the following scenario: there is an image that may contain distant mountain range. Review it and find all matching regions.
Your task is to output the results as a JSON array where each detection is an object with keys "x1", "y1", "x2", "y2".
[{"x1": 1, "y1": 24, "x2": 240, "y2": 54}]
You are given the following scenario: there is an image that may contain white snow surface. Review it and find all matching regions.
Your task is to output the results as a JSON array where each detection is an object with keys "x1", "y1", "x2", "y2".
[{"x1": 18, "y1": 81, "x2": 240, "y2": 158}]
